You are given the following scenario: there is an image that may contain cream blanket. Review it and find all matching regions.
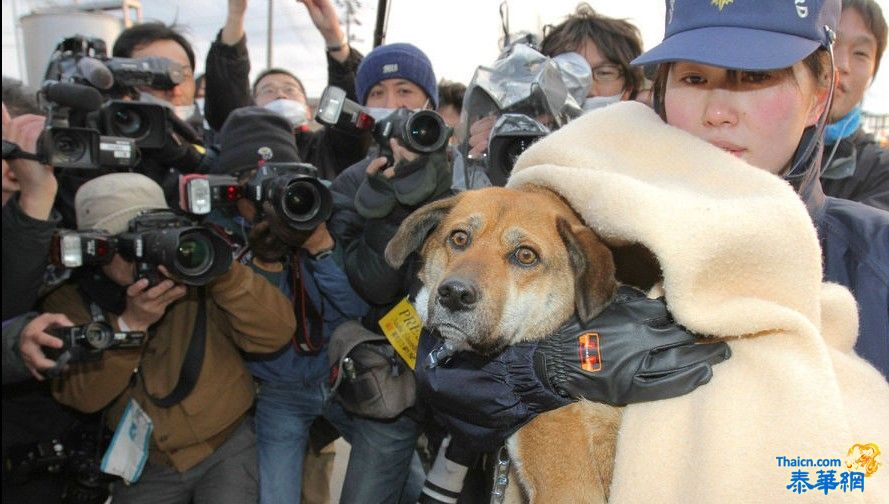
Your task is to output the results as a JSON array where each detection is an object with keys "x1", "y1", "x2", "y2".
[{"x1": 508, "y1": 101, "x2": 888, "y2": 503}]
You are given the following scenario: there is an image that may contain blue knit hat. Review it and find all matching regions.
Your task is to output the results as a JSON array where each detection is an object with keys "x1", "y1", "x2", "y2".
[
  {"x1": 356, "y1": 43, "x2": 438, "y2": 107},
  {"x1": 633, "y1": 0, "x2": 840, "y2": 71}
]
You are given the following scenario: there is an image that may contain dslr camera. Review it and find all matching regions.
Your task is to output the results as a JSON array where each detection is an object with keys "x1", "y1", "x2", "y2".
[
  {"x1": 49, "y1": 211, "x2": 233, "y2": 286},
  {"x1": 117, "y1": 210, "x2": 233, "y2": 286},
  {"x1": 316, "y1": 86, "x2": 450, "y2": 164},
  {"x1": 244, "y1": 162, "x2": 333, "y2": 231},
  {"x1": 46, "y1": 321, "x2": 145, "y2": 365}
]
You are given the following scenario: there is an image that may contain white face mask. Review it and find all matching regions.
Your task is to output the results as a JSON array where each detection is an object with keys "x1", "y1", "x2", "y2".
[
  {"x1": 264, "y1": 98, "x2": 308, "y2": 128},
  {"x1": 139, "y1": 92, "x2": 196, "y2": 122},
  {"x1": 365, "y1": 107, "x2": 398, "y2": 122},
  {"x1": 581, "y1": 93, "x2": 623, "y2": 113},
  {"x1": 365, "y1": 102, "x2": 428, "y2": 123}
]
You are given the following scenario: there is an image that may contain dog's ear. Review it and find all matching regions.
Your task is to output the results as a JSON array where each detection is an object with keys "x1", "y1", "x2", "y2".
[
  {"x1": 385, "y1": 193, "x2": 463, "y2": 268},
  {"x1": 557, "y1": 218, "x2": 617, "y2": 323}
]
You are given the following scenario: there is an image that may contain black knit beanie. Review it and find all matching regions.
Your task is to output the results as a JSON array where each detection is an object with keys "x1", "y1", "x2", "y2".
[{"x1": 212, "y1": 106, "x2": 301, "y2": 175}]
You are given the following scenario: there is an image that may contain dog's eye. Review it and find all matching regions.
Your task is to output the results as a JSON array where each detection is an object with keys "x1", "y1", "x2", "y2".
[
  {"x1": 513, "y1": 247, "x2": 538, "y2": 266},
  {"x1": 449, "y1": 230, "x2": 469, "y2": 249}
]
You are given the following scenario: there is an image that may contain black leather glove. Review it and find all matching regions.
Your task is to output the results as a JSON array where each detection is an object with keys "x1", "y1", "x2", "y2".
[
  {"x1": 416, "y1": 286, "x2": 731, "y2": 450},
  {"x1": 535, "y1": 285, "x2": 732, "y2": 406}
]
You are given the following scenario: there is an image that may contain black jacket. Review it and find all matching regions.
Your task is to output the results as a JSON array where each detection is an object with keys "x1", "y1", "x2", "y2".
[
  {"x1": 203, "y1": 31, "x2": 369, "y2": 180},
  {"x1": 329, "y1": 154, "x2": 455, "y2": 327},
  {"x1": 789, "y1": 128, "x2": 889, "y2": 378},
  {"x1": 821, "y1": 126, "x2": 889, "y2": 211},
  {"x1": 2, "y1": 196, "x2": 59, "y2": 320}
]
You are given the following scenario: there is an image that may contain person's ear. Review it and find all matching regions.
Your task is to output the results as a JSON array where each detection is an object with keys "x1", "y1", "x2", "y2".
[{"x1": 806, "y1": 69, "x2": 833, "y2": 126}]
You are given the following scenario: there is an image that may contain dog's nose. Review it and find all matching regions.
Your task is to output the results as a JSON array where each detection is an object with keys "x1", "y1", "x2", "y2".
[{"x1": 437, "y1": 278, "x2": 479, "y2": 312}]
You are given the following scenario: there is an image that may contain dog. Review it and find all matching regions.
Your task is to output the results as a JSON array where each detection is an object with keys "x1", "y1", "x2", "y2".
[{"x1": 385, "y1": 184, "x2": 623, "y2": 503}]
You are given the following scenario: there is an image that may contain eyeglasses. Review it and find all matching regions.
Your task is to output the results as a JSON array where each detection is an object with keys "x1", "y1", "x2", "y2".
[
  {"x1": 256, "y1": 84, "x2": 304, "y2": 99},
  {"x1": 591, "y1": 64, "x2": 624, "y2": 83}
]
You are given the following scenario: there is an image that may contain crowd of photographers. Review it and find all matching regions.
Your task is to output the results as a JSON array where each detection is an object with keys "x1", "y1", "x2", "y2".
[{"x1": 2, "y1": 0, "x2": 887, "y2": 503}]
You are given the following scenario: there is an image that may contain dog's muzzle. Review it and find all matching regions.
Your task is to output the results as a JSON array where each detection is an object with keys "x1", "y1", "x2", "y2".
[{"x1": 437, "y1": 277, "x2": 479, "y2": 312}]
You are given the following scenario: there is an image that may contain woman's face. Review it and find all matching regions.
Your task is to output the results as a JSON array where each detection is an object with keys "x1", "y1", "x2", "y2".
[{"x1": 664, "y1": 61, "x2": 825, "y2": 175}]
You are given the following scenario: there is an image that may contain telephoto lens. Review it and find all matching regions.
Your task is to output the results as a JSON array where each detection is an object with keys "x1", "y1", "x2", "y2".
[
  {"x1": 117, "y1": 211, "x2": 233, "y2": 286},
  {"x1": 246, "y1": 163, "x2": 333, "y2": 231}
]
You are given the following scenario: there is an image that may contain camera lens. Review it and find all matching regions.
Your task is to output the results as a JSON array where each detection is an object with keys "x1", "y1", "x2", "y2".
[
  {"x1": 175, "y1": 232, "x2": 213, "y2": 275},
  {"x1": 282, "y1": 181, "x2": 320, "y2": 222},
  {"x1": 501, "y1": 137, "x2": 539, "y2": 174},
  {"x1": 53, "y1": 132, "x2": 87, "y2": 163},
  {"x1": 84, "y1": 322, "x2": 113, "y2": 350},
  {"x1": 407, "y1": 112, "x2": 446, "y2": 152},
  {"x1": 112, "y1": 108, "x2": 148, "y2": 139}
]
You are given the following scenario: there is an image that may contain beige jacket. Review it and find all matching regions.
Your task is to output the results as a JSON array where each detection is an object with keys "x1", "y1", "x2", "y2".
[
  {"x1": 47, "y1": 262, "x2": 296, "y2": 471},
  {"x1": 509, "y1": 102, "x2": 889, "y2": 503}
]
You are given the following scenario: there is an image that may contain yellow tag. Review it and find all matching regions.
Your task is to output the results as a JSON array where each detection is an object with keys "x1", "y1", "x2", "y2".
[{"x1": 378, "y1": 297, "x2": 422, "y2": 370}]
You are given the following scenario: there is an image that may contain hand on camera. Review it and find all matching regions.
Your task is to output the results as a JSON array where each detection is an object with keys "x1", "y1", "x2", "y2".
[
  {"x1": 18, "y1": 313, "x2": 71, "y2": 380},
  {"x1": 467, "y1": 115, "x2": 497, "y2": 159},
  {"x1": 120, "y1": 269, "x2": 187, "y2": 332},
  {"x1": 2, "y1": 109, "x2": 57, "y2": 219}
]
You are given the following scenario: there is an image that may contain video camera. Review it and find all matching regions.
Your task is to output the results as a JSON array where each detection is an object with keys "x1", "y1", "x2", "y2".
[
  {"x1": 46, "y1": 321, "x2": 145, "y2": 365},
  {"x1": 33, "y1": 35, "x2": 196, "y2": 172},
  {"x1": 461, "y1": 45, "x2": 591, "y2": 185},
  {"x1": 49, "y1": 211, "x2": 233, "y2": 286},
  {"x1": 244, "y1": 162, "x2": 333, "y2": 231},
  {"x1": 316, "y1": 86, "x2": 450, "y2": 165}
]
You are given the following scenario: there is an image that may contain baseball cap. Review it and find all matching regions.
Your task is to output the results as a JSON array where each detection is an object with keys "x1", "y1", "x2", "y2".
[
  {"x1": 75, "y1": 173, "x2": 168, "y2": 234},
  {"x1": 632, "y1": 0, "x2": 840, "y2": 71}
]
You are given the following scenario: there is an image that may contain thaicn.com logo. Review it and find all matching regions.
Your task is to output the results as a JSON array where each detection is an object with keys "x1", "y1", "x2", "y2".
[{"x1": 778, "y1": 443, "x2": 882, "y2": 495}]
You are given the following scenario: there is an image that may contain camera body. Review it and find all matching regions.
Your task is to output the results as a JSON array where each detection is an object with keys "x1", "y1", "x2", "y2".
[
  {"x1": 244, "y1": 162, "x2": 333, "y2": 231},
  {"x1": 371, "y1": 108, "x2": 450, "y2": 164},
  {"x1": 117, "y1": 210, "x2": 233, "y2": 286},
  {"x1": 316, "y1": 86, "x2": 450, "y2": 165},
  {"x1": 486, "y1": 114, "x2": 550, "y2": 186},
  {"x1": 47, "y1": 321, "x2": 145, "y2": 364}
]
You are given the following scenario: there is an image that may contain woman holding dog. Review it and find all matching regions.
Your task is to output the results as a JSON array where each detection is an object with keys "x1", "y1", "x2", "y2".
[{"x1": 417, "y1": 0, "x2": 888, "y2": 501}]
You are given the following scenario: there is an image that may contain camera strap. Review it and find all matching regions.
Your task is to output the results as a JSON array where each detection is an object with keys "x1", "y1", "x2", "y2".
[{"x1": 140, "y1": 287, "x2": 208, "y2": 408}]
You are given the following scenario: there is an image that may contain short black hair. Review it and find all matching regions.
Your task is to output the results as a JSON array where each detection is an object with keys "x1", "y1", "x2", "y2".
[
  {"x1": 252, "y1": 68, "x2": 307, "y2": 99},
  {"x1": 437, "y1": 80, "x2": 466, "y2": 111},
  {"x1": 541, "y1": 3, "x2": 644, "y2": 99},
  {"x1": 2, "y1": 76, "x2": 41, "y2": 117},
  {"x1": 112, "y1": 22, "x2": 196, "y2": 71}
]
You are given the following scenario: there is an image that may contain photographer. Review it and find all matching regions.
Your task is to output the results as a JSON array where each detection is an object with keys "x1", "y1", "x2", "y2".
[
  {"x1": 204, "y1": 0, "x2": 368, "y2": 180},
  {"x1": 43, "y1": 173, "x2": 295, "y2": 503},
  {"x1": 327, "y1": 42, "x2": 492, "y2": 504},
  {"x1": 2, "y1": 100, "x2": 60, "y2": 320}
]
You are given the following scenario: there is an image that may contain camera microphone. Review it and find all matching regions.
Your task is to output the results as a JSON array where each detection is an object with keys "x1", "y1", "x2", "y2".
[
  {"x1": 76, "y1": 57, "x2": 114, "y2": 90},
  {"x1": 42, "y1": 81, "x2": 103, "y2": 112}
]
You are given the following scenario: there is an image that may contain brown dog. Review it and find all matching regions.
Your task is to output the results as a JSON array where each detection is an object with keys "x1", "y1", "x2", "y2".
[{"x1": 386, "y1": 185, "x2": 622, "y2": 503}]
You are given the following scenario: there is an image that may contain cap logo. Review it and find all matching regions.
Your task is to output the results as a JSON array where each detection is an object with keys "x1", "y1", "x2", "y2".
[
  {"x1": 382, "y1": 63, "x2": 399, "y2": 74},
  {"x1": 795, "y1": 0, "x2": 809, "y2": 18},
  {"x1": 258, "y1": 146, "x2": 274, "y2": 160},
  {"x1": 711, "y1": 0, "x2": 734, "y2": 11}
]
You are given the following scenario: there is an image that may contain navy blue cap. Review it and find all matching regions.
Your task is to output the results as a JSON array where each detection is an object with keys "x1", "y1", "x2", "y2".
[
  {"x1": 633, "y1": 0, "x2": 840, "y2": 71},
  {"x1": 356, "y1": 43, "x2": 438, "y2": 107}
]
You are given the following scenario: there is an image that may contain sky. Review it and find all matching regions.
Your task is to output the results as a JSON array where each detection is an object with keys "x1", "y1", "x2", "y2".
[{"x1": 2, "y1": 0, "x2": 888, "y2": 113}]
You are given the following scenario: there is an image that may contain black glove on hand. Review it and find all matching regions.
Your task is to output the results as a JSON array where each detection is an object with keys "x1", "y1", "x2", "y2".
[
  {"x1": 416, "y1": 286, "x2": 731, "y2": 450},
  {"x1": 355, "y1": 172, "x2": 397, "y2": 219},
  {"x1": 260, "y1": 201, "x2": 313, "y2": 248},
  {"x1": 391, "y1": 151, "x2": 452, "y2": 206},
  {"x1": 247, "y1": 219, "x2": 289, "y2": 263},
  {"x1": 416, "y1": 330, "x2": 571, "y2": 453},
  {"x1": 535, "y1": 286, "x2": 732, "y2": 406}
]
